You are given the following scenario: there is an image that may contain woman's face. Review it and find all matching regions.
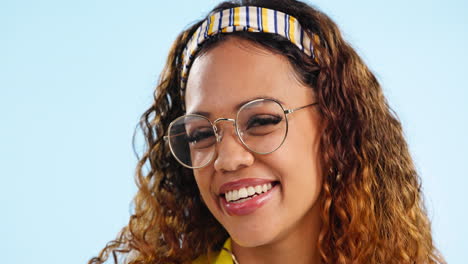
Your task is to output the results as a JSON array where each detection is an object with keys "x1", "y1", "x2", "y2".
[{"x1": 185, "y1": 37, "x2": 323, "y2": 247}]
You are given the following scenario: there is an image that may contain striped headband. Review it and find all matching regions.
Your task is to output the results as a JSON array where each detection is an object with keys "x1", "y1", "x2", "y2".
[{"x1": 180, "y1": 6, "x2": 317, "y2": 89}]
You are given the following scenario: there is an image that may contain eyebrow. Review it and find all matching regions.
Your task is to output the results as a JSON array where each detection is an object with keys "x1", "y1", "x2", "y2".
[{"x1": 187, "y1": 95, "x2": 286, "y2": 117}]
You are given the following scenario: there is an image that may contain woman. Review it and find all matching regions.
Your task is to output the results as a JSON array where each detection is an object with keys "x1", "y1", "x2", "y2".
[{"x1": 89, "y1": 0, "x2": 445, "y2": 263}]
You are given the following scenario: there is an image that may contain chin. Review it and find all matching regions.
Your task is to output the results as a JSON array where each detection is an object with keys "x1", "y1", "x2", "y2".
[
  {"x1": 226, "y1": 219, "x2": 282, "y2": 248},
  {"x1": 231, "y1": 233, "x2": 275, "y2": 248}
]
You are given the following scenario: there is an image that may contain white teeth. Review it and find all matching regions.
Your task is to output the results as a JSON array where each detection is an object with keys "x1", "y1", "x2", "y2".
[
  {"x1": 255, "y1": 185, "x2": 262, "y2": 193},
  {"x1": 232, "y1": 189, "x2": 239, "y2": 201},
  {"x1": 247, "y1": 186, "x2": 255, "y2": 196},
  {"x1": 224, "y1": 182, "x2": 275, "y2": 202},
  {"x1": 238, "y1": 188, "x2": 248, "y2": 198}
]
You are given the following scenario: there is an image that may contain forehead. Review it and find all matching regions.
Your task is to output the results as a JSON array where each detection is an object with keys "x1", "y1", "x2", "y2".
[{"x1": 185, "y1": 37, "x2": 310, "y2": 116}]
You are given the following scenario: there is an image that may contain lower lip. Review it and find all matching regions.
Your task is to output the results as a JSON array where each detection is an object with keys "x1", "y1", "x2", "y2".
[{"x1": 220, "y1": 184, "x2": 279, "y2": 216}]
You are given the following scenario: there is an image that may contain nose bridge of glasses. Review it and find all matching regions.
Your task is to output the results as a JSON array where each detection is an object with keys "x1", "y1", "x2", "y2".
[{"x1": 213, "y1": 118, "x2": 236, "y2": 142}]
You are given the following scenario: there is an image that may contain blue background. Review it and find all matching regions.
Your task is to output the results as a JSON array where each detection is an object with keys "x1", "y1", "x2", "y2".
[{"x1": 1, "y1": 0, "x2": 466, "y2": 263}]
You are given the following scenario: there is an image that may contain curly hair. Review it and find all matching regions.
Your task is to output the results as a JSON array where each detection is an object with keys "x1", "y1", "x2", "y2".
[{"x1": 88, "y1": 0, "x2": 446, "y2": 263}]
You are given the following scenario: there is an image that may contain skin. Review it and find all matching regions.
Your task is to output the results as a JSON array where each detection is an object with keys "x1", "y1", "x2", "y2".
[{"x1": 185, "y1": 37, "x2": 323, "y2": 264}]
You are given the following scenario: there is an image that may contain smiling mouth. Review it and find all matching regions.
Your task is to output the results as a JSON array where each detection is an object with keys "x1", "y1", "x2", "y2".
[{"x1": 221, "y1": 181, "x2": 280, "y2": 203}]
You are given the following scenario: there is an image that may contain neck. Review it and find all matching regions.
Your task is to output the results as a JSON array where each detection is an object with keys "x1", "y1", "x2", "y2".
[{"x1": 231, "y1": 202, "x2": 322, "y2": 264}]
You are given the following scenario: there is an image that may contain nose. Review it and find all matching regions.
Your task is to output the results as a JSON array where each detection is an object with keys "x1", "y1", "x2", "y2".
[{"x1": 213, "y1": 121, "x2": 254, "y2": 172}]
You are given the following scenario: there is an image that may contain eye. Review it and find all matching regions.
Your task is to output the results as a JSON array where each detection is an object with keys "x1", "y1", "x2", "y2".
[
  {"x1": 186, "y1": 128, "x2": 215, "y2": 145},
  {"x1": 246, "y1": 114, "x2": 283, "y2": 130}
]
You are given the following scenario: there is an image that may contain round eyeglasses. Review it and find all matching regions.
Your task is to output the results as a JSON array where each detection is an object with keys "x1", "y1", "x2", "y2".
[{"x1": 164, "y1": 98, "x2": 318, "y2": 169}]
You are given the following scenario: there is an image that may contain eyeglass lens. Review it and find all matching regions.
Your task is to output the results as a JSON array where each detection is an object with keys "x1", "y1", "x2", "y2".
[{"x1": 167, "y1": 99, "x2": 288, "y2": 168}]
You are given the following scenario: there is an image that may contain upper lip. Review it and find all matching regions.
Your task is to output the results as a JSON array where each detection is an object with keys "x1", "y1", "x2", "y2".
[{"x1": 218, "y1": 178, "x2": 277, "y2": 196}]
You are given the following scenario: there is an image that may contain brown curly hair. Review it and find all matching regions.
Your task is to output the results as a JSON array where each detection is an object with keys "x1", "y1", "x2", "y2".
[{"x1": 88, "y1": 0, "x2": 446, "y2": 263}]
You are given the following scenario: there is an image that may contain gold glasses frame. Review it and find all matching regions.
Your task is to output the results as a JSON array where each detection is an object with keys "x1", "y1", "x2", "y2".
[{"x1": 164, "y1": 98, "x2": 318, "y2": 169}]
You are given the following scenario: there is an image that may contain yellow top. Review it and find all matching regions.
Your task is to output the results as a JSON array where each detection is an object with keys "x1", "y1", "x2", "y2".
[{"x1": 192, "y1": 238, "x2": 233, "y2": 264}]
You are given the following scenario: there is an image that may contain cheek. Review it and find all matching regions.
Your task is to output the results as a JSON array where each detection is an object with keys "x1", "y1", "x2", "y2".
[
  {"x1": 193, "y1": 169, "x2": 215, "y2": 201},
  {"x1": 275, "y1": 122, "x2": 320, "y2": 164},
  {"x1": 193, "y1": 171, "x2": 207, "y2": 194},
  {"x1": 263, "y1": 121, "x2": 323, "y2": 189}
]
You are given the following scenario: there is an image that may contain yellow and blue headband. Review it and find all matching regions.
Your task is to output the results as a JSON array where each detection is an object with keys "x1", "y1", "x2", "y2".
[{"x1": 180, "y1": 6, "x2": 317, "y2": 88}]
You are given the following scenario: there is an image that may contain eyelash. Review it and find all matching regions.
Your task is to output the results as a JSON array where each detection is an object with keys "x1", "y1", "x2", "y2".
[{"x1": 246, "y1": 115, "x2": 282, "y2": 129}]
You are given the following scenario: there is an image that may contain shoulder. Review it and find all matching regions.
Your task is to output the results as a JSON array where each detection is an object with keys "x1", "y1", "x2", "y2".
[{"x1": 192, "y1": 238, "x2": 233, "y2": 264}]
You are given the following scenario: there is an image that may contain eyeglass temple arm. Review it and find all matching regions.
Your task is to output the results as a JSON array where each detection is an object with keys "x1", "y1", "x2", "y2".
[
  {"x1": 284, "y1": 102, "x2": 318, "y2": 115},
  {"x1": 163, "y1": 131, "x2": 186, "y2": 141}
]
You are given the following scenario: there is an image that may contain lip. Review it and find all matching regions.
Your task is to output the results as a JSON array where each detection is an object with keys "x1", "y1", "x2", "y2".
[
  {"x1": 218, "y1": 178, "x2": 277, "y2": 195},
  {"x1": 220, "y1": 182, "x2": 279, "y2": 216}
]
